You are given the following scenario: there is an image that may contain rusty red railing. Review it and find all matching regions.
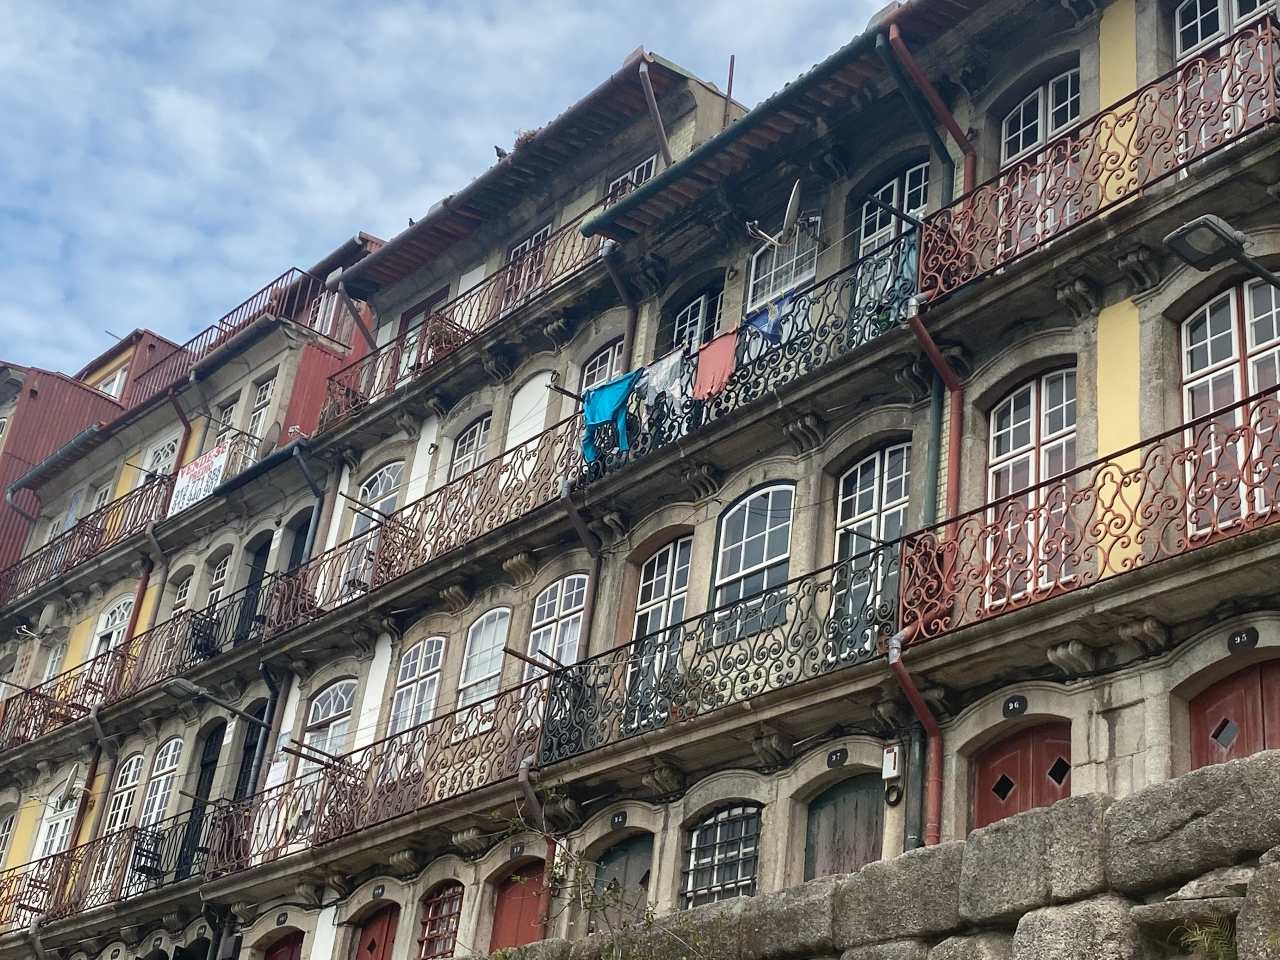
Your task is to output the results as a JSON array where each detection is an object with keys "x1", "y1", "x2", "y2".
[
  {"x1": 124, "y1": 268, "x2": 335, "y2": 410},
  {"x1": 0, "y1": 476, "x2": 172, "y2": 608},
  {"x1": 264, "y1": 413, "x2": 586, "y2": 632},
  {"x1": 919, "y1": 16, "x2": 1280, "y2": 301},
  {"x1": 900, "y1": 388, "x2": 1280, "y2": 644},
  {"x1": 0, "y1": 806, "x2": 211, "y2": 933},
  {"x1": 317, "y1": 187, "x2": 635, "y2": 432}
]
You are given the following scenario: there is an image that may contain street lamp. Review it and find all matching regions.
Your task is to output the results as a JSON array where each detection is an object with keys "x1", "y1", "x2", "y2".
[
  {"x1": 1164, "y1": 215, "x2": 1280, "y2": 287},
  {"x1": 162, "y1": 677, "x2": 269, "y2": 729}
]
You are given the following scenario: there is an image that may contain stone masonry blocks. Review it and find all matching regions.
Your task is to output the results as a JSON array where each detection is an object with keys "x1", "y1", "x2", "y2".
[
  {"x1": 834, "y1": 842, "x2": 964, "y2": 949},
  {"x1": 928, "y1": 933, "x2": 1014, "y2": 960},
  {"x1": 738, "y1": 875, "x2": 839, "y2": 960},
  {"x1": 1011, "y1": 895, "x2": 1142, "y2": 960}
]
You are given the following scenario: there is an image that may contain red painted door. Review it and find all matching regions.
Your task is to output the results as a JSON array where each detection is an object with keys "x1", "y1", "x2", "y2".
[
  {"x1": 972, "y1": 722, "x2": 1072, "y2": 829},
  {"x1": 1190, "y1": 661, "x2": 1280, "y2": 769},
  {"x1": 266, "y1": 933, "x2": 303, "y2": 960},
  {"x1": 354, "y1": 904, "x2": 399, "y2": 960},
  {"x1": 490, "y1": 862, "x2": 546, "y2": 951}
]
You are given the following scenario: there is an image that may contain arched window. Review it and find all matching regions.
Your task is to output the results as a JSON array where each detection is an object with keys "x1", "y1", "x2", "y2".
[
  {"x1": 390, "y1": 636, "x2": 446, "y2": 735},
  {"x1": 450, "y1": 416, "x2": 492, "y2": 481},
  {"x1": 419, "y1": 881, "x2": 464, "y2": 959},
  {"x1": 663, "y1": 285, "x2": 723, "y2": 356},
  {"x1": 987, "y1": 369, "x2": 1077, "y2": 602},
  {"x1": 140, "y1": 433, "x2": 181, "y2": 485},
  {"x1": 1001, "y1": 69, "x2": 1080, "y2": 166},
  {"x1": 206, "y1": 554, "x2": 231, "y2": 607},
  {"x1": 860, "y1": 163, "x2": 929, "y2": 257},
  {"x1": 523, "y1": 575, "x2": 589, "y2": 681},
  {"x1": 1175, "y1": 0, "x2": 1269, "y2": 58},
  {"x1": 93, "y1": 596, "x2": 134, "y2": 658},
  {"x1": 247, "y1": 376, "x2": 276, "y2": 440},
  {"x1": 304, "y1": 680, "x2": 356, "y2": 766},
  {"x1": 41, "y1": 640, "x2": 67, "y2": 683},
  {"x1": 355, "y1": 462, "x2": 404, "y2": 537},
  {"x1": 683, "y1": 803, "x2": 762, "y2": 908},
  {"x1": 748, "y1": 223, "x2": 820, "y2": 311},
  {"x1": 459, "y1": 609, "x2": 510, "y2": 708},
  {"x1": 837, "y1": 443, "x2": 911, "y2": 560},
  {"x1": 171, "y1": 574, "x2": 192, "y2": 615},
  {"x1": 634, "y1": 537, "x2": 693, "y2": 639},
  {"x1": 37, "y1": 787, "x2": 79, "y2": 858},
  {"x1": 103, "y1": 754, "x2": 145, "y2": 833},
  {"x1": 714, "y1": 485, "x2": 794, "y2": 615},
  {"x1": 972, "y1": 722, "x2": 1072, "y2": 828},
  {"x1": 581, "y1": 340, "x2": 626, "y2": 392},
  {"x1": 139, "y1": 737, "x2": 184, "y2": 827}
]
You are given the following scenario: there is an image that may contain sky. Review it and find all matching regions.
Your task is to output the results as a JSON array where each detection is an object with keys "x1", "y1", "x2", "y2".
[{"x1": 0, "y1": 1, "x2": 880, "y2": 373}]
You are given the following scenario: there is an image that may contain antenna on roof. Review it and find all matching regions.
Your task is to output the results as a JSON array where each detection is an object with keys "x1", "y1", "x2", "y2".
[{"x1": 746, "y1": 179, "x2": 806, "y2": 248}]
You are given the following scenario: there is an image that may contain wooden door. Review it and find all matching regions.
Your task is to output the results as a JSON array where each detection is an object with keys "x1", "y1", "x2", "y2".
[
  {"x1": 354, "y1": 904, "x2": 399, "y2": 960},
  {"x1": 1190, "y1": 661, "x2": 1280, "y2": 769},
  {"x1": 804, "y1": 773, "x2": 884, "y2": 880},
  {"x1": 266, "y1": 933, "x2": 303, "y2": 960},
  {"x1": 972, "y1": 722, "x2": 1071, "y2": 829},
  {"x1": 490, "y1": 862, "x2": 546, "y2": 951},
  {"x1": 589, "y1": 833, "x2": 654, "y2": 933},
  {"x1": 178, "y1": 721, "x2": 224, "y2": 877}
]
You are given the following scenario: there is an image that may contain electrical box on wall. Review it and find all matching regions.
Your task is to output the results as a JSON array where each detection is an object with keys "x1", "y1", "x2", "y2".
[{"x1": 882, "y1": 745, "x2": 901, "y2": 780}]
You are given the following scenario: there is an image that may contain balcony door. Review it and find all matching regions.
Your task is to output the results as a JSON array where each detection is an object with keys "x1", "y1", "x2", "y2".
[{"x1": 177, "y1": 720, "x2": 224, "y2": 878}]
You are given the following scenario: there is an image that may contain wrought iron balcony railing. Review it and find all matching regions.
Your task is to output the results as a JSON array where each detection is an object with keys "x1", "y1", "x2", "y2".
[
  {"x1": 166, "y1": 426, "x2": 263, "y2": 518},
  {"x1": 317, "y1": 184, "x2": 643, "y2": 433},
  {"x1": 0, "y1": 475, "x2": 172, "y2": 609},
  {"x1": 919, "y1": 16, "x2": 1280, "y2": 301},
  {"x1": 124, "y1": 268, "x2": 333, "y2": 410},
  {"x1": 0, "y1": 578, "x2": 274, "y2": 755},
  {"x1": 0, "y1": 806, "x2": 212, "y2": 934},
  {"x1": 900, "y1": 387, "x2": 1280, "y2": 645}
]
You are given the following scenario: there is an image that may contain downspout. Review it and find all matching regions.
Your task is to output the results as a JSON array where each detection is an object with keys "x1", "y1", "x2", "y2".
[
  {"x1": 82, "y1": 706, "x2": 118, "y2": 844},
  {"x1": 244, "y1": 663, "x2": 282, "y2": 798},
  {"x1": 5, "y1": 487, "x2": 39, "y2": 526},
  {"x1": 144, "y1": 523, "x2": 169, "y2": 631},
  {"x1": 324, "y1": 270, "x2": 378, "y2": 352},
  {"x1": 886, "y1": 23, "x2": 977, "y2": 195},
  {"x1": 290, "y1": 445, "x2": 325, "y2": 563},
  {"x1": 875, "y1": 33, "x2": 955, "y2": 205},
  {"x1": 923, "y1": 376, "x2": 945, "y2": 526},
  {"x1": 23, "y1": 918, "x2": 49, "y2": 960},
  {"x1": 560, "y1": 487, "x2": 603, "y2": 666},
  {"x1": 886, "y1": 628, "x2": 942, "y2": 846},
  {"x1": 517, "y1": 762, "x2": 558, "y2": 942},
  {"x1": 906, "y1": 298, "x2": 964, "y2": 521},
  {"x1": 601, "y1": 241, "x2": 640, "y2": 369}
]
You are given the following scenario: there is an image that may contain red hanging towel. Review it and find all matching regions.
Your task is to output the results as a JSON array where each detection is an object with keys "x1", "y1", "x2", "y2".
[{"x1": 693, "y1": 331, "x2": 738, "y2": 400}]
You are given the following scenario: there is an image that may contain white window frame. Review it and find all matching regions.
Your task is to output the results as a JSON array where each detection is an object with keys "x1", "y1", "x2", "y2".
[
  {"x1": 96, "y1": 366, "x2": 128, "y2": 400},
  {"x1": 1000, "y1": 69, "x2": 1081, "y2": 166},
  {"x1": 138, "y1": 737, "x2": 183, "y2": 828},
  {"x1": 103, "y1": 754, "x2": 145, "y2": 834},
  {"x1": 634, "y1": 537, "x2": 693, "y2": 641},
  {"x1": 37, "y1": 791, "x2": 79, "y2": 859},
  {"x1": 1175, "y1": 0, "x2": 1272, "y2": 59},
  {"x1": 390, "y1": 636, "x2": 446, "y2": 736},
  {"x1": 859, "y1": 163, "x2": 930, "y2": 258},
  {"x1": 171, "y1": 574, "x2": 192, "y2": 615},
  {"x1": 672, "y1": 290, "x2": 723, "y2": 353},
  {"x1": 206, "y1": 555, "x2": 231, "y2": 607},
  {"x1": 449, "y1": 417, "x2": 491, "y2": 482},
  {"x1": 458, "y1": 608, "x2": 510, "y2": 709},
  {"x1": 93, "y1": 595, "x2": 134, "y2": 658},
  {"x1": 713, "y1": 485, "x2": 795, "y2": 609},
  {"x1": 523, "y1": 575, "x2": 588, "y2": 682},
  {"x1": 139, "y1": 431, "x2": 182, "y2": 487},
  {"x1": 607, "y1": 154, "x2": 658, "y2": 203},
  {"x1": 0, "y1": 810, "x2": 13, "y2": 866},
  {"x1": 303, "y1": 679, "x2": 357, "y2": 769},
  {"x1": 747, "y1": 220, "x2": 820, "y2": 312},
  {"x1": 581, "y1": 340, "x2": 626, "y2": 392},
  {"x1": 354, "y1": 462, "x2": 404, "y2": 537},
  {"x1": 247, "y1": 376, "x2": 276, "y2": 440}
]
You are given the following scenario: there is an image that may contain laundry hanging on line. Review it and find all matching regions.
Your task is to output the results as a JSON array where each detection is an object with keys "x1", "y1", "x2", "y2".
[
  {"x1": 580, "y1": 369, "x2": 644, "y2": 463},
  {"x1": 693, "y1": 331, "x2": 738, "y2": 400},
  {"x1": 742, "y1": 291, "x2": 795, "y2": 345},
  {"x1": 637, "y1": 349, "x2": 687, "y2": 409}
]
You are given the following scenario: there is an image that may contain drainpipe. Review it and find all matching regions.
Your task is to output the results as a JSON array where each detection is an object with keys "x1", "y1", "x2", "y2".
[
  {"x1": 887, "y1": 628, "x2": 942, "y2": 846},
  {"x1": 82, "y1": 706, "x2": 119, "y2": 846},
  {"x1": 244, "y1": 663, "x2": 282, "y2": 798},
  {"x1": 167, "y1": 390, "x2": 193, "y2": 512},
  {"x1": 290, "y1": 445, "x2": 324, "y2": 563},
  {"x1": 601, "y1": 241, "x2": 641, "y2": 369},
  {"x1": 922, "y1": 376, "x2": 945, "y2": 526},
  {"x1": 143, "y1": 523, "x2": 169, "y2": 631},
  {"x1": 4, "y1": 487, "x2": 39, "y2": 526},
  {"x1": 637, "y1": 61, "x2": 673, "y2": 168},
  {"x1": 875, "y1": 34, "x2": 956, "y2": 206},
  {"x1": 905, "y1": 298, "x2": 964, "y2": 521},
  {"x1": 903, "y1": 722, "x2": 926, "y2": 850},
  {"x1": 886, "y1": 23, "x2": 977, "y2": 195},
  {"x1": 323, "y1": 270, "x2": 378, "y2": 352},
  {"x1": 518, "y1": 762, "x2": 558, "y2": 942}
]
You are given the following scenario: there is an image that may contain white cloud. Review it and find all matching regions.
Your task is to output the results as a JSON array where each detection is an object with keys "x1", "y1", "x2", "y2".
[{"x1": 0, "y1": 0, "x2": 879, "y2": 371}]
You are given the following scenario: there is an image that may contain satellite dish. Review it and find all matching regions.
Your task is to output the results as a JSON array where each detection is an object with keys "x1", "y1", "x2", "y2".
[
  {"x1": 745, "y1": 179, "x2": 804, "y2": 249},
  {"x1": 780, "y1": 180, "x2": 802, "y2": 242},
  {"x1": 256, "y1": 421, "x2": 282, "y2": 461},
  {"x1": 57, "y1": 763, "x2": 80, "y2": 808}
]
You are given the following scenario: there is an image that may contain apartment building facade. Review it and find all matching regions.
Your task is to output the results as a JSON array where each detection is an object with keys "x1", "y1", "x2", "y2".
[{"x1": 0, "y1": 4, "x2": 1277, "y2": 958}]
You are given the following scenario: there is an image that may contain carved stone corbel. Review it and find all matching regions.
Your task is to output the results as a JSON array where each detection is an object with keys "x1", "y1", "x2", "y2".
[
  {"x1": 349, "y1": 626, "x2": 377, "y2": 659},
  {"x1": 808, "y1": 144, "x2": 853, "y2": 182},
  {"x1": 1118, "y1": 245, "x2": 1161, "y2": 295},
  {"x1": 86, "y1": 581, "x2": 105, "y2": 606},
  {"x1": 288, "y1": 657, "x2": 314, "y2": 685},
  {"x1": 502, "y1": 552, "x2": 538, "y2": 587},
  {"x1": 1055, "y1": 276, "x2": 1102, "y2": 322},
  {"x1": 451, "y1": 826, "x2": 497, "y2": 857},
  {"x1": 543, "y1": 794, "x2": 583, "y2": 833},
  {"x1": 423, "y1": 394, "x2": 450, "y2": 421},
  {"x1": 394, "y1": 411, "x2": 421, "y2": 441},
  {"x1": 138, "y1": 717, "x2": 161, "y2": 741},
  {"x1": 217, "y1": 678, "x2": 246, "y2": 704},
  {"x1": 482, "y1": 349, "x2": 514, "y2": 384},
  {"x1": 230, "y1": 901, "x2": 257, "y2": 925},
  {"x1": 680, "y1": 462, "x2": 722, "y2": 501},
  {"x1": 871, "y1": 694, "x2": 907, "y2": 733},
  {"x1": 296, "y1": 881, "x2": 324, "y2": 908},
  {"x1": 782, "y1": 412, "x2": 826, "y2": 455},
  {"x1": 340, "y1": 447, "x2": 363, "y2": 474},
  {"x1": 439, "y1": 584, "x2": 472, "y2": 615},
  {"x1": 541, "y1": 312, "x2": 574, "y2": 351},
  {"x1": 1118, "y1": 616, "x2": 1168, "y2": 654},
  {"x1": 326, "y1": 872, "x2": 355, "y2": 898},
  {"x1": 35, "y1": 758, "x2": 53, "y2": 780},
  {"x1": 588, "y1": 510, "x2": 629, "y2": 547},
  {"x1": 642, "y1": 759, "x2": 686, "y2": 799},
  {"x1": 751, "y1": 730, "x2": 794, "y2": 771},
  {"x1": 632, "y1": 252, "x2": 669, "y2": 298},
  {"x1": 163, "y1": 909, "x2": 190, "y2": 934},
  {"x1": 120, "y1": 923, "x2": 144, "y2": 946},
  {"x1": 389, "y1": 848, "x2": 425, "y2": 877},
  {"x1": 1047, "y1": 638, "x2": 1098, "y2": 675},
  {"x1": 895, "y1": 357, "x2": 935, "y2": 403}
]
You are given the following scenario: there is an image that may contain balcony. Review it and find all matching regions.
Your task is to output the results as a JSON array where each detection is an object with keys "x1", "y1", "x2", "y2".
[
  {"x1": 0, "y1": 579, "x2": 273, "y2": 756},
  {"x1": 317, "y1": 190, "x2": 633, "y2": 434},
  {"x1": 0, "y1": 807, "x2": 211, "y2": 936},
  {"x1": 0, "y1": 475, "x2": 172, "y2": 608},
  {"x1": 124, "y1": 268, "x2": 335, "y2": 410},
  {"x1": 919, "y1": 16, "x2": 1280, "y2": 302},
  {"x1": 165, "y1": 425, "x2": 263, "y2": 518}
]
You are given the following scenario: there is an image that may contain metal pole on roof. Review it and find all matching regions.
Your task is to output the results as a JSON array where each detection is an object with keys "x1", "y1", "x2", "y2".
[
  {"x1": 722, "y1": 54, "x2": 736, "y2": 131},
  {"x1": 638, "y1": 61, "x2": 674, "y2": 168}
]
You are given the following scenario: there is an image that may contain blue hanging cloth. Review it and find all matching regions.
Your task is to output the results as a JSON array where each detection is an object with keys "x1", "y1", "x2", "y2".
[
  {"x1": 743, "y1": 291, "x2": 794, "y2": 345},
  {"x1": 581, "y1": 369, "x2": 644, "y2": 462}
]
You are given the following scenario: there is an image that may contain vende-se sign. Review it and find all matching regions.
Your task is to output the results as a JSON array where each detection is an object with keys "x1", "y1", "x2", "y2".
[{"x1": 167, "y1": 444, "x2": 231, "y2": 517}]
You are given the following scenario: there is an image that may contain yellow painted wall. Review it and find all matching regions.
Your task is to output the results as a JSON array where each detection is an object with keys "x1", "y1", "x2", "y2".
[
  {"x1": 137, "y1": 581, "x2": 162, "y2": 634},
  {"x1": 180, "y1": 416, "x2": 207, "y2": 468},
  {"x1": 72, "y1": 765, "x2": 111, "y2": 848},
  {"x1": 4, "y1": 797, "x2": 45, "y2": 868},
  {"x1": 1098, "y1": 0, "x2": 1138, "y2": 105},
  {"x1": 62, "y1": 615, "x2": 96, "y2": 674},
  {"x1": 1097, "y1": 298, "x2": 1142, "y2": 455}
]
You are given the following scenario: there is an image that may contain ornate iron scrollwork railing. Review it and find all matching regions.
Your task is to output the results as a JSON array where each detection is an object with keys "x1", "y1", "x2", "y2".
[
  {"x1": 918, "y1": 17, "x2": 1280, "y2": 301},
  {"x1": 900, "y1": 388, "x2": 1280, "y2": 644},
  {"x1": 0, "y1": 475, "x2": 173, "y2": 609}
]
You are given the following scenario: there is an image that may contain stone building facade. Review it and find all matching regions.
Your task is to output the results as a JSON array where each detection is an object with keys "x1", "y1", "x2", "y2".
[{"x1": 0, "y1": 2, "x2": 1277, "y2": 958}]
